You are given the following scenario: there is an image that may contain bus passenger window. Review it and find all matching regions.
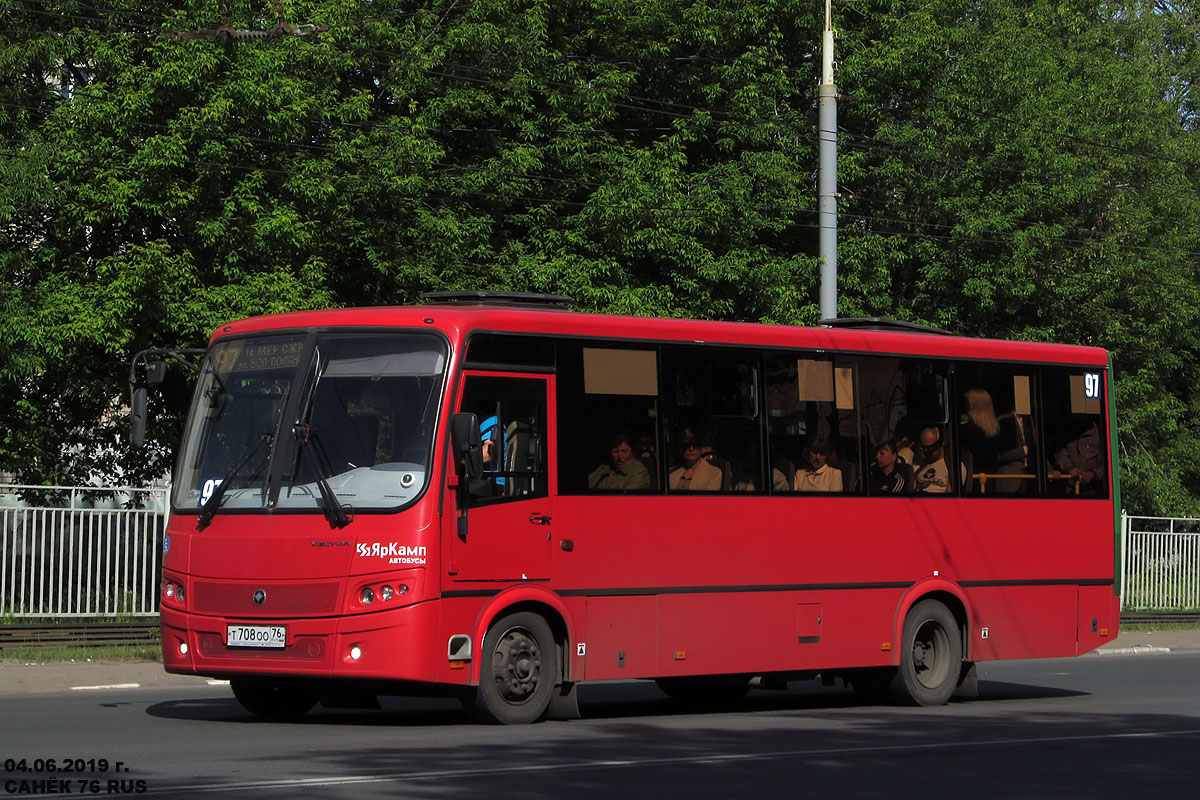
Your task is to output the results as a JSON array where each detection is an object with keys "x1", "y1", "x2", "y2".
[
  {"x1": 861, "y1": 356, "x2": 950, "y2": 496},
  {"x1": 662, "y1": 349, "x2": 762, "y2": 494},
  {"x1": 766, "y1": 354, "x2": 860, "y2": 494},
  {"x1": 954, "y1": 365, "x2": 1038, "y2": 496},
  {"x1": 1042, "y1": 368, "x2": 1108, "y2": 498},
  {"x1": 557, "y1": 342, "x2": 661, "y2": 494}
]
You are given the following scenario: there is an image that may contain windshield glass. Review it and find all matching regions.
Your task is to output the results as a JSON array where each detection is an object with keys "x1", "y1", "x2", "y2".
[{"x1": 173, "y1": 332, "x2": 447, "y2": 514}]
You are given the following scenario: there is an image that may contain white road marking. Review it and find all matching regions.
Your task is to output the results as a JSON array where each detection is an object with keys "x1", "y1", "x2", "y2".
[
  {"x1": 207, "y1": 680, "x2": 230, "y2": 685},
  {"x1": 69, "y1": 683, "x2": 140, "y2": 691}
]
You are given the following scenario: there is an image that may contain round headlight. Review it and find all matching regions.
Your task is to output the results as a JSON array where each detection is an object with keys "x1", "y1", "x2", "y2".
[
  {"x1": 176, "y1": 585, "x2": 185, "y2": 603},
  {"x1": 360, "y1": 587, "x2": 375, "y2": 604},
  {"x1": 381, "y1": 585, "x2": 394, "y2": 601},
  {"x1": 165, "y1": 583, "x2": 176, "y2": 598}
]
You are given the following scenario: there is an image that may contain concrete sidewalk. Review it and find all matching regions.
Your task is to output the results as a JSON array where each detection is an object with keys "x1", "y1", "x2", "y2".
[
  {"x1": 1092, "y1": 627, "x2": 1200, "y2": 655},
  {"x1": 2, "y1": 628, "x2": 1198, "y2": 697},
  {"x1": 0, "y1": 658, "x2": 218, "y2": 697}
]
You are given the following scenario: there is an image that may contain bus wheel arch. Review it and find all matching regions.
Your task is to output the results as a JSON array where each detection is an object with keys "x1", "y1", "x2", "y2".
[
  {"x1": 468, "y1": 599, "x2": 574, "y2": 724},
  {"x1": 895, "y1": 586, "x2": 971, "y2": 662},
  {"x1": 472, "y1": 597, "x2": 573, "y2": 684}
]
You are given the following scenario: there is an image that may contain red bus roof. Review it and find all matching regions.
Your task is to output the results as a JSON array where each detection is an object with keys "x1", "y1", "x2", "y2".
[{"x1": 211, "y1": 305, "x2": 1109, "y2": 367}]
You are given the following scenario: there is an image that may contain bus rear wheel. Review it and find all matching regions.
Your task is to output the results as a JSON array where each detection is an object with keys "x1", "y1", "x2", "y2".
[
  {"x1": 889, "y1": 599, "x2": 962, "y2": 706},
  {"x1": 471, "y1": 611, "x2": 556, "y2": 724},
  {"x1": 230, "y1": 677, "x2": 319, "y2": 720}
]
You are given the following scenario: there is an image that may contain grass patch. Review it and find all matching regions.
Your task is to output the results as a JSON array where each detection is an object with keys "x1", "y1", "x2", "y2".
[
  {"x1": 1, "y1": 645, "x2": 162, "y2": 662},
  {"x1": 1119, "y1": 622, "x2": 1200, "y2": 632}
]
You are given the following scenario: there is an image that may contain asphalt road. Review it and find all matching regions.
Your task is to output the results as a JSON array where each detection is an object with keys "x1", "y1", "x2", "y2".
[{"x1": 3, "y1": 650, "x2": 1200, "y2": 799}]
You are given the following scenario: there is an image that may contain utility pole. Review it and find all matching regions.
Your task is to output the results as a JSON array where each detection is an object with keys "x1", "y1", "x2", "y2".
[{"x1": 818, "y1": 0, "x2": 838, "y2": 320}]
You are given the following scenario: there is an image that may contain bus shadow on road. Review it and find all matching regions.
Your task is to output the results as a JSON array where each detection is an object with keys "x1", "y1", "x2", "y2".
[
  {"x1": 144, "y1": 676, "x2": 1086, "y2": 728},
  {"x1": 145, "y1": 695, "x2": 476, "y2": 727}
]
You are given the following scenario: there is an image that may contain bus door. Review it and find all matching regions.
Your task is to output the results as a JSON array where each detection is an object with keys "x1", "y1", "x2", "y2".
[{"x1": 447, "y1": 372, "x2": 555, "y2": 582}]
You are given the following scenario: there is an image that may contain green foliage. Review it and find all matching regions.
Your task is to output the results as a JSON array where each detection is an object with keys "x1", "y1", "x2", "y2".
[{"x1": 1, "y1": 1, "x2": 1199, "y2": 512}]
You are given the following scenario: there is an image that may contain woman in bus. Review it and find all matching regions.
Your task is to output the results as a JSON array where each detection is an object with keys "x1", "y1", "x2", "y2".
[
  {"x1": 959, "y1": 388, "x2": 1026, "y2": 493},
  {"x1": 668, "y1": 432, "x2": 723, "y2": 491}
]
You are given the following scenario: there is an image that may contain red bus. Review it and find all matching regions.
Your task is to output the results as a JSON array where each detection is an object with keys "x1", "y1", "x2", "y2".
[{"x1": 142, "y1": 292, "x2": 1120, "y2": 723}]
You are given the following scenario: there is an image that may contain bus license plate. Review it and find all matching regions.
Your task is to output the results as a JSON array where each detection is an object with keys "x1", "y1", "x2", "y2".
[{"x1": 226, "y1": 624, "x2": 287, "y2": 648}]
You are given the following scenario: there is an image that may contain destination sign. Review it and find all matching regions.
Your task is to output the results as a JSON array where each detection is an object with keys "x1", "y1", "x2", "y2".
[{"x1": 212, "y1": 338, "x2": 305, "y2": 374}]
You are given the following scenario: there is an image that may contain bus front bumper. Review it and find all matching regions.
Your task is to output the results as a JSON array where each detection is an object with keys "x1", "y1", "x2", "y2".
[{"x1": 159, "y1": 601, "x2": 451, "y2": 684}]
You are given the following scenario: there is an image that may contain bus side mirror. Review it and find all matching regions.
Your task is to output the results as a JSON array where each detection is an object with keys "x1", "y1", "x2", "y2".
[
  {"x1": 131, "y1": 387, "x2": 148, "y2": 447},
  {"x1": 145, "y1": 360, "x2": 168, "y2": 386},
  {"x1": 450, "y1": 413, "x2": 482, "y2": 480}
]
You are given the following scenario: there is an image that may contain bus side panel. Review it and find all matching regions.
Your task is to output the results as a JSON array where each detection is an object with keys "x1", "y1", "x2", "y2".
[
  {"x1": 1077, "y1": 584, "x2": 1120, "y2": 655},
  {"x1": 965, "y1": 585, "x2": 1078, "y2": 661},
  {"x1": 583, "y1": 596, "x2": 658, "y2": 680},
  {"x1": 654, "y1": 590, "x2": 897, "y2": 677}
]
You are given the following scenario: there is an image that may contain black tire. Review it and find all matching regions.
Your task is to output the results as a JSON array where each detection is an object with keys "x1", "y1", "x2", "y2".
[
  {"x1": 889, "y1": 599, "x2": 963, "y2": 706},
  {"x1": 472, "y1": 611, "x2": 556, "y2": 724},
  {"x1": 654, "y1": 677, "x2": 751, "y2": 704},
  {"x1": 230, "y1": 677, "x2": 319, "y2": 720}
]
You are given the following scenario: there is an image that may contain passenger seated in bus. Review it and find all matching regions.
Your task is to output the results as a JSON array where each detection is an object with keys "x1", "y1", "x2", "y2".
[
  {"x1": 793, "y1": 437, "x2": 843, "y2": 492},
  {"x1": 869, "y1": 440, "x2": 909, "y2": 494},
  {"x1": 587, "y1": 432, "x2": 651, "y2": 490},
  {"x1": 668, "y1": 433, "x2": 723, "y2": 491},
  {"x1": 913, "y1": 427, "x2": 951, "y2": 493},
  {"x1": 1049, "y1": 419, "x2": 1104, "y2": 496}
]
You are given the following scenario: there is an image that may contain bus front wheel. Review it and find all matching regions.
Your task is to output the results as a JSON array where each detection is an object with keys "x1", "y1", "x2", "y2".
[
  {"x1": 471, "y1": 611, "x2": 556, "y2": 724},
  {"x1": 230, "y1": 677, "x2": 319, "y2": 720},
  {"x1": 890, "y1": 599, "x2": 962, "y2": 707}
]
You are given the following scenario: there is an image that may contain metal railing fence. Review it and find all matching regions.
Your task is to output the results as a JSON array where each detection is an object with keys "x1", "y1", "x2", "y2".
[
  {"x1": 2, "y1": 488, "x2": 1199, "y2": 617},
  {"x1": 1, "y1": 485, "x2": 168, "y2": 618},
  {"x1": 1121, "y1": 514, "x2": 1200, "y2": 611}
]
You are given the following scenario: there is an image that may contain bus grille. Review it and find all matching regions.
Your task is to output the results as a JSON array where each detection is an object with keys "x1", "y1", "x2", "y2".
[{"x1": 192, "y1": 581, "x2": 341, "y2": 616}]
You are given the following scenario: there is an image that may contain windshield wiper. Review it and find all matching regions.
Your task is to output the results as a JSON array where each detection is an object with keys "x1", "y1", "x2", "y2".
[
  {"x1": 197, "y1": 431, "x2": 272, "y2": 531},
  {"x1": 291, "y1": 423, "x2": 353, "y2": 529}
]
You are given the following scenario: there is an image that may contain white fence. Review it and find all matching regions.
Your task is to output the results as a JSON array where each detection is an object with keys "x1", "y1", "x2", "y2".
[
  {"x1": 1, "y1": 488, "x2": 1198, "y2": 618},
  {"x1": 1, "y1": 485, "x2": 168, "y2": 618},
  {"x1": 1122, "y1": 514, "x2": 1200, "y2": 612}
]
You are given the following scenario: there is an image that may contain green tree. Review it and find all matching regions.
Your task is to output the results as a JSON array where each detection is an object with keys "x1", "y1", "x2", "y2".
[
  {"x1": 836, "y1": 0, "x2": 1200, "y2": 513},
  {"x1": 2, "y1": 0, "x2": 1200, "y2": 513}
]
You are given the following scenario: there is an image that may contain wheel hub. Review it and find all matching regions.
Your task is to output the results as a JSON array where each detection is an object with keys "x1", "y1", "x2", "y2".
[
  {"x1": 912, "y1": 620, "x2": 950, "y2": 689},
  {"x1": 493, "y1": 628, "x2": 542, "y2": 702}
]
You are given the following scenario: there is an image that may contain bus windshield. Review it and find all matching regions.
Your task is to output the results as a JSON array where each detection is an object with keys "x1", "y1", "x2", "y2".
[{"x1": 173, "y1": 332, "x2": 447, "y2": 515}]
